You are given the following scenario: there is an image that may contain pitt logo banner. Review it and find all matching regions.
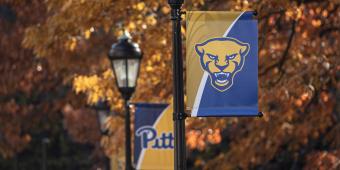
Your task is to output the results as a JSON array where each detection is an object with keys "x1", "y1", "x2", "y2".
[
  {"x1": 134, "y1": 103, "x2": 174, "y2": 170},
  {"x1": 186, "y1": 11, "x2": 258, "y2": 117}
]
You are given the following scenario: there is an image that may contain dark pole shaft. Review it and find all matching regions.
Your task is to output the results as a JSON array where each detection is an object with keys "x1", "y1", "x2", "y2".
[
  {"x1": 42, "y1": 140, "x2": 47, "y2": 170},
  {"x1": 169, "y1": 1, "x2": 186, "y2": 170},
  {"x1": 104, "y1": 155, "x2": 111, "y2": 170},
  {"x1": 125, "y1": 99, "x2": 132, "y2": 170}
]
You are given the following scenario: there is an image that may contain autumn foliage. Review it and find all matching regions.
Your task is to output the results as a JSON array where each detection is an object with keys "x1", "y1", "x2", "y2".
[{"x1": 0, "y1": 0, "x2": 339, "y2": 169}]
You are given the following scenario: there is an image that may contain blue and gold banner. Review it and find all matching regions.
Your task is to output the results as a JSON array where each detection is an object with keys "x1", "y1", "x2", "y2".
[
  {"x1": 134, "y1": 103, "x2": 174, "y2": 170},
  {"x1": 186, "y1": 11, "x2": 258, "y2": 117}
]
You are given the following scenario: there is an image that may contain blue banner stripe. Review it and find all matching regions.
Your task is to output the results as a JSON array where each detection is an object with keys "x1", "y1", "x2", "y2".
[{"x1": 196, "y1": 11, "x2": 258, "y2": 117}]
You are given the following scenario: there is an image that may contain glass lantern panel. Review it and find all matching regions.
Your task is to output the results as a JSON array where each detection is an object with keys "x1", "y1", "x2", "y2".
[
  {"x1": 127, "y1": 59, "x2": 140, "y2": 87},
  {"x1": 112, "y1": 59, "x2": 127, "y2": 88},
  {"x1": 97, "y1": 110, "x2": 109, "y2": 132}
]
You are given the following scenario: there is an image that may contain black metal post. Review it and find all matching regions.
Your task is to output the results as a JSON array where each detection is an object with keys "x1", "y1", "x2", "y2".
[
  {"x1": 168, "y1": 0, "x2": 186, "y2": 170},
  {"x1": 13, "y1": 155, "x2": 18, "y2": 170},
  {"x1": 103, "y1": 156, "x2": 111, "y2": 170},
  {"x1": 124, "y1": 99, "x2": 132, "y2": 170},
  {"x1": 41, "y1": 138, "x2": 48, "y2": 170},
  {"x1": 97, "y1": 141, "x2": 111, "y2": 170}
]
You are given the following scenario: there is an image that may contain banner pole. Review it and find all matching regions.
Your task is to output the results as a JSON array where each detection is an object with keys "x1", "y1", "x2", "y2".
[{"x1": 168, "y1": 0, "x2": 186, "y2": 170}]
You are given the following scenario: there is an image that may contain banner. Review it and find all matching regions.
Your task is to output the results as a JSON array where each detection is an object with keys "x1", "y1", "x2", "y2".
[
  {"x1": 186, "y1": 11, "x2": 258, "y2": 117},
  {"x1": 134, "y1": 103, "x2": 174, "y2": 170}
]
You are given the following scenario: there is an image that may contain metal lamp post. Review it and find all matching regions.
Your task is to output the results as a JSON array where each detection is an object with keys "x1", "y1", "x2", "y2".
[
  {"x1": 94, "y1": 100, "x2": 111, "y2": 170},
  {"x1": 168, "y1": 0, "x2": 187, "y2": 170},
  {"x1": 41, "y1": 137, "x2": 50, "y2": 170},
  {"x1": 108, "y1": 30, "x2": 143, "y2": 170}
]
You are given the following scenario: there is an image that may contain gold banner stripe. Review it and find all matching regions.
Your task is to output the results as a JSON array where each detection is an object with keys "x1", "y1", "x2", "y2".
[{"x1": 186, "y1": 11, "x2": 241, "y2": 110}]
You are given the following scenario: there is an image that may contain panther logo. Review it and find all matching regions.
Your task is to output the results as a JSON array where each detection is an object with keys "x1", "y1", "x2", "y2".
[{"x1": 195, "y1": 37, "x2": 250, "y2": 92}]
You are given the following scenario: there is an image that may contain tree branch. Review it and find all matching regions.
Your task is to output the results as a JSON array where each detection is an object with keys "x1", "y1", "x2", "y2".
[
  {"x1": 259, "y1": 19, "x2": 297, "y2": 77},
  {"x1": 260, "y1": 0, "x2": 306, "y2": 79},
  {"x1": 319, "y1": 26, "x2": 340, "y2": 37}
]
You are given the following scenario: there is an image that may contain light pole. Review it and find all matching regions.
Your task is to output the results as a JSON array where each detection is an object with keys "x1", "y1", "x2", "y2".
[
  {"x1": 108, "y1": 30, "x2": 143, "y2": 170},
  {"x1": 93, "y1": 100, "x2": 111, "y2": 170},
  {"x1": 168, "y1": 0, "x2": 187, "y2": 170},
  {"x1": 41, "y1": 137, "x2": 49, "y2": 170}
]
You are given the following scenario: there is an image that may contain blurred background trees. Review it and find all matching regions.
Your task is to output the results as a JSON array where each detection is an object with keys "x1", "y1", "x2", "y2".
[{"x1": 0, "y1": 0, "x2": 339, "y2": 169}]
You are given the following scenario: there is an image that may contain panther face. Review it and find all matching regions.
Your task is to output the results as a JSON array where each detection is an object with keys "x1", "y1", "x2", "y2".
[{"x1": 195, "y1": 37, "x2": 250, "y2": 92}]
